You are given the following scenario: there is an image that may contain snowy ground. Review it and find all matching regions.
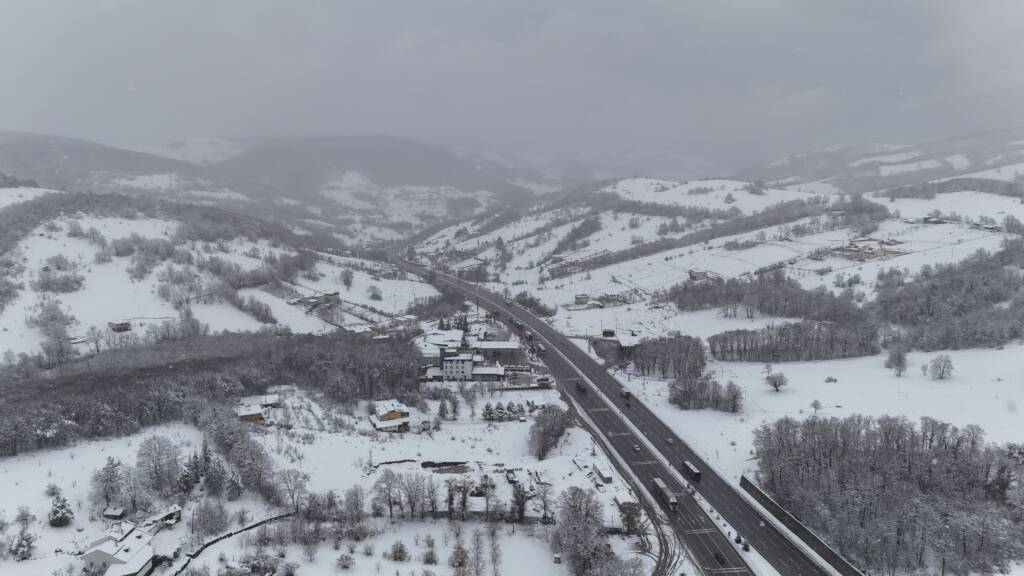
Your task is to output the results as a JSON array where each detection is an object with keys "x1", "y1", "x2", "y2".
[
  {"x1": 0, "y1": 186, "x2": 54, "y2": 209},
  {"x1": 263, "y1": 388, "x2": 641, "y2": 527},
  {"x1": 183, "y1": 518, "x2": 569, "y2": 576},
  {"x1": 616, "y1": 344, "x2": 1024, "y2": 484}
]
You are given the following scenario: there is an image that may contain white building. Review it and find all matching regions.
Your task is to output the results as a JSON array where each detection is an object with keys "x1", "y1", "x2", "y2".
[
  {"x1": 442, "y1": 353, "x2": 476, "y2": 381},
  {"x1": 471, "y1": 364, "x2": 506, "y2": 381},
  {"x1": 81, "y1": 522, "x2": 154, "y2": 576}
]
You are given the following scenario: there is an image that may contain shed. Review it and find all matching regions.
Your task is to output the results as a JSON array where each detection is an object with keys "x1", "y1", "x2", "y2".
[
  {"x1": 102, "y1": 506, "x2": 126, "y2": 521},
  {"x1": 108, "y1": 321, "x2": 132, "y2": 333}
]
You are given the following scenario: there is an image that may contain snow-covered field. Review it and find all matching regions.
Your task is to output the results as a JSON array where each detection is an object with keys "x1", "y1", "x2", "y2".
[
  {"x1": 617, "y1": 344, "x2": 1024, "y2": 486},
  {"x1": 606, "y1": 177, "x2": 817, "y2": 215},
  {"x1": 877, "y1": 158, "x2": 943, "y2": 176},
  {"x1": 0, "y1": 186, "x2": 54, "y2": 209}
]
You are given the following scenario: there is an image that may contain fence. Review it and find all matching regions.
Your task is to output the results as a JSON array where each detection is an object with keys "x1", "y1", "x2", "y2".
[
  {"x1": 739, "y1": 476, "x2": 865, "y2": 576},
  {"x1": 170, "y1": 512, "x2": 294, "y2": 575}
]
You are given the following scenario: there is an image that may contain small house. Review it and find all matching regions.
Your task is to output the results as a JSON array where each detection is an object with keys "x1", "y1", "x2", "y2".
[
  {"x1": 369, "y1": 399, "x2": 411, "y2": 432},
  {"x1": 592, "y1": 465, "x2": 613, "y2": 484},
  {"x1": 687, "y1": 269, "x2": 721, "y2": 282},
  {"x1": 235, "y1": 405, "x2": 266, "y2": 423},
  {"x1": 574, "y1": 294, "x2": 590, "y2": 305},
  {"x1": 102, "y1": 507, "x2": 126, "y2": 521},
  {"x1": 108, "y1": 321, "x2": 132, "y2": 333}
]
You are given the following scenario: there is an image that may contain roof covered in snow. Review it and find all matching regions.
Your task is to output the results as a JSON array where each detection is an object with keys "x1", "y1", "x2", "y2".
[{"x1": 372, "y1": 399, "x2": 409, "y2": 416}]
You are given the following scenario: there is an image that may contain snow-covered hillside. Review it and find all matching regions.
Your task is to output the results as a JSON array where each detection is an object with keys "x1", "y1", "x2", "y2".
[
  {"x1": 0, "y1": 192, "x2": 438, "y2": 359},
  {"x1": 606, "y1": 177, "x2": 815, "y2": 214},
  {"x1": 414, "y1": 174, "x2": 1024, "y2": 501},
  {"x1": 133, "y1": 136, "x2": 247, "y2": 165},
  {"x1": 319, "y1": 171, "x2": 497, "y2": 231},
  {"x1": 738, "y1": 128, "x2": 1024, "y2": 193}
]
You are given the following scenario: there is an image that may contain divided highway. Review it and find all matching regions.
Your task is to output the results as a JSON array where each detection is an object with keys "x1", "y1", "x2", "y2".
[{"x1": 402, "y1": 261, "x2": 830, "y2": 576}]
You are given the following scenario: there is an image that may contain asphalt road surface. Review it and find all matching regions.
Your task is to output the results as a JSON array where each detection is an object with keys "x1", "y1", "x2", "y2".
[{"x1": 402, "y1": 261, "x2": 830, "y2": 576}]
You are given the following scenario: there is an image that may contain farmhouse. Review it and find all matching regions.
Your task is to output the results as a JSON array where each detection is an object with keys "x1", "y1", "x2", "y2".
[
  {"x1": 81, "y1": 522, "x2": 155, "y2": 576},
  {"x1": 369, "y1": 399, "x2": 411, "y2": 432}
]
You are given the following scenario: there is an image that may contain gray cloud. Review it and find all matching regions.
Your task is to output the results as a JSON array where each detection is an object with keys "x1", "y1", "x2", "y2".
[{"x1": 0, "y1": 0, "x2": 1022, "y2": 176}]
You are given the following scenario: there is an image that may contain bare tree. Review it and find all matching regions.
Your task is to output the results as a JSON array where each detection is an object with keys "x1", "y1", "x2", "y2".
[
  {"x1": 488, "y1": 525, "x2": 502, "y2": 576},
  {"x1": 470, "y1": 528, "x2": 487, "y2": 576},
  {"x1": 278, "y1": 469, "x2": 309, "y2": 512},
  {"x1": 536, "y1": 483, "x2": 553, "y2": 521},
  {"x1": 929, "y1": 354, "x2": 954, "y2": 380},
  {"x1": 136, "y1": 435, "x2": 181, "y2": 494},
  {"x1": 765, "y1": 372, "x2": 788, "y2": 392}
]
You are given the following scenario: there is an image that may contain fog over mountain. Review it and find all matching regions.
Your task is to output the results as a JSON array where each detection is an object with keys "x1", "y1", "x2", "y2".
[{"x1": 2, "y1": 0, "x2": 1023, "y2": 178}]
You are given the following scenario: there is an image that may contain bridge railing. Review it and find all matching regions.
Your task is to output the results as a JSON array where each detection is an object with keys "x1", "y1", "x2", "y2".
[{"x1": 739, "y1": 475, "x2": 865, "y2": 576}]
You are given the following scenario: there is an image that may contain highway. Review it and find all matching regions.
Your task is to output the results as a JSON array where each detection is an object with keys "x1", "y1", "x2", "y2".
[{"x1": 402, "y1": 261, "x2": 830, "y2": 576}]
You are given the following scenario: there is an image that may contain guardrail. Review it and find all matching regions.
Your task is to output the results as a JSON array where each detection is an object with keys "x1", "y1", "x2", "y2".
[{"x1": 739, "y1": 476, "x2": 864, "y2": 576}]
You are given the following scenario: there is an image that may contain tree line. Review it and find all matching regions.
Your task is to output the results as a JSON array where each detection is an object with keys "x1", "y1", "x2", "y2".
[
  {"x1": 708, "y1": 320, "x2": 879, "y2": 362},
  {"x1": 631, "y1": 334, "x2": 705, "y2": 379}
]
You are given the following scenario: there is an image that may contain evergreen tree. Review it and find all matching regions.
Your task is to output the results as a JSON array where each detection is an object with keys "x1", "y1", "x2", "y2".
[
  {"x1": 205, "y1": 458, "x2": 226, "y2": 496},
  {"x1": 47, "y1": 496, "x2": 74, "y2": 527},
  {"x1": 225, "y1": 466, "x2": 244, "y2": 500}
]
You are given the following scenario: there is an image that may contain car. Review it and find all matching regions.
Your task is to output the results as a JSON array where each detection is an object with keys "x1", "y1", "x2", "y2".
[
  {"x1": 632, "y1": 444, "x2": 641, "y2": 453},
  {"x1": 666, "y1": 438, "x2": 675, "y2": 445},
  {"x1": 714, "y1": 552, "x2": 726, "y2": 565}
]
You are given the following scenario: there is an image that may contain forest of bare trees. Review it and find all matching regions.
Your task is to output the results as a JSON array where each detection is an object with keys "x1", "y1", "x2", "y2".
[
  {"x1": 708, "y1": 320, "x2": 879, "y2": 362},
  {"x1": 754, "y1": 414, "x2": 1024, "y2": 575},
  {"x1": 872, "y1": 238, "x2": 1024, "y2": 351},
  {"x1": 631, "y1": 334, "x2": 705, "y2": 379},
  {"x1": 0, "y1": 330, "x2": 421, "y2": 457}
]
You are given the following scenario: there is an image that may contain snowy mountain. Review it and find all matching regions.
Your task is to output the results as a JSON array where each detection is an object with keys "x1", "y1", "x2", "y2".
[
  {"x1": 735, "y1": 128, "x2": 1024, "y2": 193},
  {"x1": 0, "y1": 132, "x2": 562, "y2": 246}
]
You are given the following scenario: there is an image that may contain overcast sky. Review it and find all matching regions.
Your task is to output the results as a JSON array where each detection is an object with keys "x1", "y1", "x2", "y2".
[{"x1": 1, "y1": 0, "x2": 1022, "y2": 176}]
